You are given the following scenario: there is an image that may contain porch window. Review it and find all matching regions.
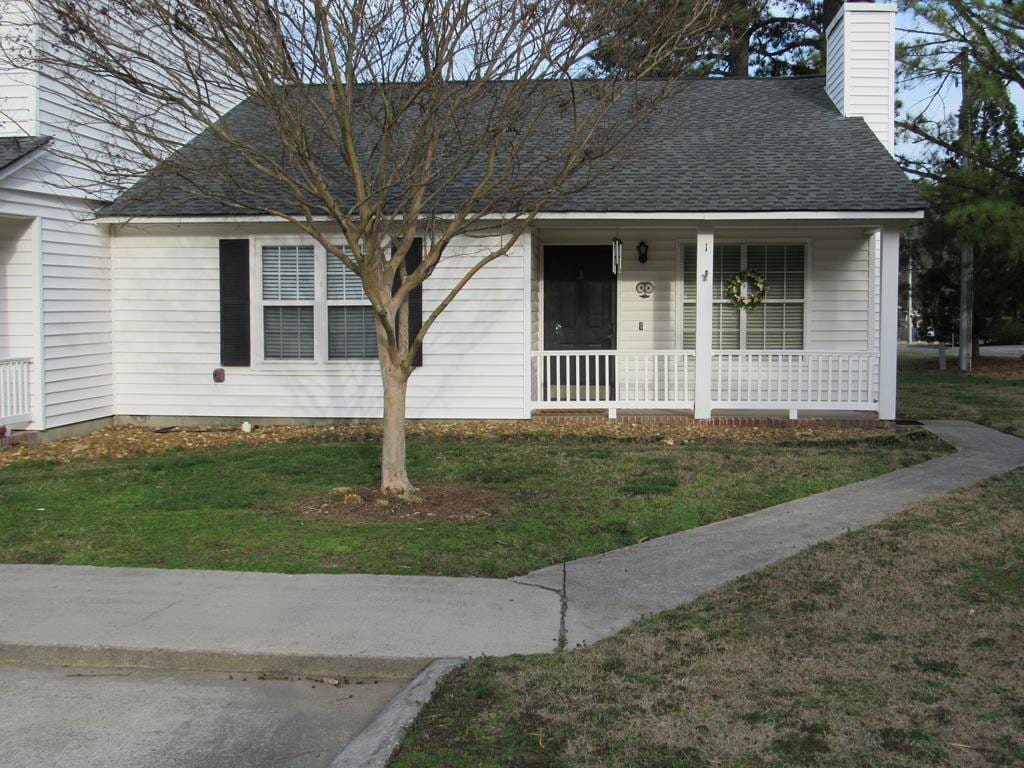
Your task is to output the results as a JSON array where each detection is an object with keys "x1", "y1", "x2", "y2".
[
  {"x1": 679, "y1": 243, "x2": 805, "y2": 350},
  {"x1": 262, "y1": 244, "x2": 315, "y2": 359},
  {"x1": 327, "y1": 247, "x2": 377, "y2": 359}
]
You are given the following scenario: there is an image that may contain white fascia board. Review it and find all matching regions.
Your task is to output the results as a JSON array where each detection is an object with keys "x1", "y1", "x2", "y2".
[
  {"x1": 532, "y1": 210, "x2": 924, "y2": 222},
  {"x1": 96, "y1": 209, "x2": 925, "y2": 225}
]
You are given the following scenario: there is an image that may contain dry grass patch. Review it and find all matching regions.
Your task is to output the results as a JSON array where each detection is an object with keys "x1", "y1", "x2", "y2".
[{"x1": 394, "y1": 469, "x2": 1024, "y2": 767}]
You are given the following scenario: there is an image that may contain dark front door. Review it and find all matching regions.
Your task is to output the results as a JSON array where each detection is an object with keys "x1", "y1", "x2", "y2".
[
  {"x1": 543, "y1": 245, "x2": 616, "y2": 350},
  {"x1": 542, "y1": 245, "x2": 616, "y2": 400}
]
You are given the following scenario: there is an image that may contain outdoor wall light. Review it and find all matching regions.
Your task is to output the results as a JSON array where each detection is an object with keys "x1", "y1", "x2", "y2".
[{"x1": 637, "y1": 241, "x2": 649, "y2": 264}]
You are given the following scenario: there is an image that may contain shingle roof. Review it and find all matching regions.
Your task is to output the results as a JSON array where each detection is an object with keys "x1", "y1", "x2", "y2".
[
  {"x1": 103, "y1": 77, "x2": 924, "y2": 217},
  {"x1": 0, "y1": 135, "x2": 49, "y2": 173}
]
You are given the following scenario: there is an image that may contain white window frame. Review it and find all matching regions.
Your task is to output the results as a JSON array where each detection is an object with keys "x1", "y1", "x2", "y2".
[
  {"x1": 676, "y1": 239, "x2": 810, "y2": 351},
  {"x1": 250, "y1": 236, "x2": 379, "y2": 367}
]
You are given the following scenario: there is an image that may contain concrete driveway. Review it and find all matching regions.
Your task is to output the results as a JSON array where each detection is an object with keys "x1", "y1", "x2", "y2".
[{"x1": 0, "y1": 665, "x2": 406, "y2": 768}]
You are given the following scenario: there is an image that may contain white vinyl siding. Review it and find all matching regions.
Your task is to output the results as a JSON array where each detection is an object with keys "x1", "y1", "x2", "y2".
[
  {"x1": 0, "y1": 0, "x2": 37, "y2": 136},
  {"x1": 680, "y1": 243, "x2": 804, "y2": 350},
  {"x1": 111, "y1": 223, "x2": 530, "y2": 421},
  {"x1": 807, "y1": 235, "x2": 874, "y2": 351}
]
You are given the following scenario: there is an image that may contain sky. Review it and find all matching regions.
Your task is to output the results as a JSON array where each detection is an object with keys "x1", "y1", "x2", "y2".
[{"x1": 894, "y1": 7, "x2": 1024, "y2": 161}]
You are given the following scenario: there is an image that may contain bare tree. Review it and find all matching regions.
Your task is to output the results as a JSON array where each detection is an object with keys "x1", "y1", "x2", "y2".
[{"x1": 2, "y1": 0, "x2": 725, "y2": 494}]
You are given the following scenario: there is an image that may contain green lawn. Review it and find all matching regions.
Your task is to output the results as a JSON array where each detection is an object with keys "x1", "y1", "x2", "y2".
[
  {"x1": 0, "y1": 431, "x2": 943, "y2": 577},
  {"x1": 899, "y1": 351, "x2": 1024, "y2": 434},
  {"x1": 393, "y1": 467, "x2": 1024, "y2": 768}
]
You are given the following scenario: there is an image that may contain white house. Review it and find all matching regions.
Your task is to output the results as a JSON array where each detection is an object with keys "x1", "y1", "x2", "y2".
[{"x1": 2, "y1": 2, "x2": 921, "y2": 436}]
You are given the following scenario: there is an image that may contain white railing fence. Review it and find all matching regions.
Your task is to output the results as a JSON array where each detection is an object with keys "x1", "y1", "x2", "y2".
[
  {"x1": 531, "y1": 349, "x2": 879, "y2": 414},
  {"x1": 532, "y1": 350, "x2": 696, "y2": 410},
  {"x1": 711, "y1": 351, "x2": 877, "y2": 409},
  {"x1": 0, "y1": 357, "x2": 32, "y2": 427}
]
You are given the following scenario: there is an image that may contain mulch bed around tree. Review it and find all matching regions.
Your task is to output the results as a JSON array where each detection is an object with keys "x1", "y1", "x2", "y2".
[
  {"x1": 0, "y1": 420, "x2": 895, "y2": 470},
  {"x1": 290, "y1": 483, "x2": 511, "y2": 526}
]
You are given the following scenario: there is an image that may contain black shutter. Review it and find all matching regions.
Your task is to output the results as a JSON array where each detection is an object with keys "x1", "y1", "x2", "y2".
[
  {"x1": 393, "y1": 237, "x2": 424, "y2": 368},
  {"x1": 219, "y1": 239, "x2": 251, "y2": 366},
  {"x1": 407, "y1": 238, "x2": 424, "y2": 368}
]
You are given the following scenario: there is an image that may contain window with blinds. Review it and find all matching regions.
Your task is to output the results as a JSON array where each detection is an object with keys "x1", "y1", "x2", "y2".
[
  {"x1": 327, "y1": 246, "x2": 377, "y2": 360},
  {"x1": 679, "y1": 243, "x2": 805, "y2": 350},
  {"x1": 257, "y1": 240, "x2": 414, "y2": 364},
  {"x1": 264, "y1": 305, "x2": 315, "y2": 359},
  {"x1": 263, "y1": 245, "x2": 315, "y2": 301},
  {"x1": 262, "y1": 245, "x2": 315, "y2": 359}
]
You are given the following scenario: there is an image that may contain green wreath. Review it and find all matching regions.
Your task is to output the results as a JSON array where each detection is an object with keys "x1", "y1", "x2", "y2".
[{"x1": 726, "y1": 270, "x2": 767, "y2": 309}]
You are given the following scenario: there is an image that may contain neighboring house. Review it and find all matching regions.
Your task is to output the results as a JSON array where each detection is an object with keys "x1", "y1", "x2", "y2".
[
  {"x1": 0, "y1": 0, "x2": 236, "y2": 434},
  {"x1": 0, "y1": 38, "x2": 115, "y2": 434},
  {"x1": 2, "y1": 2, "x2": 920, "y2": 434}
]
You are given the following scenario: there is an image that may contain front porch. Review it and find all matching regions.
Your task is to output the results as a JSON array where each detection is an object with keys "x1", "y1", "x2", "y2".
[{"x1": 528, "y1": 221, "x2": 900, "y2": 420}]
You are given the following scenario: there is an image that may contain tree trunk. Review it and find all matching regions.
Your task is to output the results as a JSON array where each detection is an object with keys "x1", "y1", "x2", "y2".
[
  {"x1": 726, "y1": 26, "x2": 751, "y2": 76},
  {"x1": 380, "y1": 360, "x2": 414, "y2": 495}
]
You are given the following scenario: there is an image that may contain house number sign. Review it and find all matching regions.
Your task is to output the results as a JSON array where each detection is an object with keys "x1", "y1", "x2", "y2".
[{"x1": 635, "y1": 281, "x2": 654, "y2": 299}]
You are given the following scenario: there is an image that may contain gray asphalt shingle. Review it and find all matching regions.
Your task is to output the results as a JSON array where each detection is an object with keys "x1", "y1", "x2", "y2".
[
  {"x1": 102, "y1": 77, "x2": 923, "y2": 217},
  {"x1": 0, "y1": 136, "x2": 49, "y2": 173}
]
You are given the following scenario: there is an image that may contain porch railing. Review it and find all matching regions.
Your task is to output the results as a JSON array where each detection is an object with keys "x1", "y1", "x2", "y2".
[
  {"x1": 711, "y1": 350, "x2": 877, "y2": 409},
  {"x1": 0, "y1": 357, "x2": 32, "y2": 427},
  {"x1": 532, "y1": 350, "x2": 696, "y2": 410},
  {"x1": 531, "y1": 349, "x2": 879, "y2": 414}
]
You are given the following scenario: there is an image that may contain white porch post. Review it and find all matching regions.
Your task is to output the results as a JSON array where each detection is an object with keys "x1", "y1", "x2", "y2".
[
  {"x1": 694, "y1": 228, "x2": 714, "y2": 419},
  {"x1": 878, "y1": 225, "x2": 900, "y2": 420}
]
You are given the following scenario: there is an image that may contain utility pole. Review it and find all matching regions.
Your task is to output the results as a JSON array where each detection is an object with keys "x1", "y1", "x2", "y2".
[
  {"x1": 958, "y1": 49, "x2": 974, "y2": 372},
  {"x1": 907, "y1": 263, "x2": 914, "y2": 343}
]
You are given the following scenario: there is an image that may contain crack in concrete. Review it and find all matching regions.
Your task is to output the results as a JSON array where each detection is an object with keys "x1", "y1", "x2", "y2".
[
  {"x1": 510, "y1": 578, "x2": 561, "y2": 595},
  {"x1": 557, "y1": 563, "x2": 568, "y2": 651},
  {"x1": 510, "y1": 572, "x2": 568, "y2": 650},
  {"x1": 122, "y1": 600, "x2": 180, "y2": 629}
]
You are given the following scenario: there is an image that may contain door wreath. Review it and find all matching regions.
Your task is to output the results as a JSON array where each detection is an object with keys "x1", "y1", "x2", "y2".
[{"x1": 726, "y1": 270, "x2": 767, "y2": 309}]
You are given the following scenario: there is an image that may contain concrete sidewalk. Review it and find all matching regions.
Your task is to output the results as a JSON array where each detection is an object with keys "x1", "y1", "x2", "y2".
[{"x1": 2, "y1": 420, "x2": 1023, "y2": 671}]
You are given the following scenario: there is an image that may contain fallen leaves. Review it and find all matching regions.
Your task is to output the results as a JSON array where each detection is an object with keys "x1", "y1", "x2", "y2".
[{"x1": 0, "y1": 418, "x2": 892, "y2": 470}]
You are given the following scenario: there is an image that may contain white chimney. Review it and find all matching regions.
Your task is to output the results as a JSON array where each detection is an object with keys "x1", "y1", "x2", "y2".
[{"x1": 825, "y1": 1, "x2": 897, "y2": 154}]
